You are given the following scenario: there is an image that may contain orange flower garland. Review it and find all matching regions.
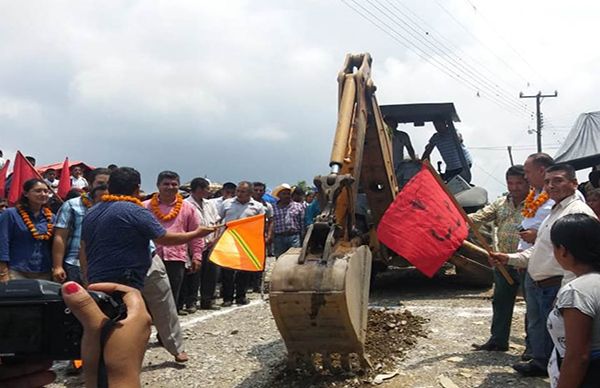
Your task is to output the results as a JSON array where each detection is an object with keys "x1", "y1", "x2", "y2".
[
  {"x1": 17, "y1": 205, "x2": 54, "y2": 240},
  {"x1": 521, "y1": 189, "x2": 550, "y2": 218},
  {"x1": 101, "y1": 194, "x2": 143, "y2": 207},
  {"x1": 81, "y1": 193, "x2": 93, "y2": 208},
  {"x1": 150, "y1": 193, "x2": 183, "y2": 221}
]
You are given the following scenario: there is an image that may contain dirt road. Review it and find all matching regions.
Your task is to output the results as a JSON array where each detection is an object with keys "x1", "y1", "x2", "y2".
[{"x1": 51, "y1": 268, "x2": 550, "y2": 387}]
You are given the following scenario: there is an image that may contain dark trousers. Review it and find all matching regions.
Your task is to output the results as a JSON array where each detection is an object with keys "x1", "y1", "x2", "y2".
[
  {"x1": 163, "y1": 261, "x2": 186, "y2": 309},
  {"x1": 200, "y1": 251, "x2": 219, "y2": 306},
  {"x1": 490, "y1": 266, "x2": 521, "y2": 347},
  {"x1": 178, "y1": 270, "x2": 201, "y2": 309},
  {"x1": 64, "y1": 262, "x2": 82, "y2": 285},
  {"x1": 221, "y1": 268, "x2": 250, "y2": 302}
]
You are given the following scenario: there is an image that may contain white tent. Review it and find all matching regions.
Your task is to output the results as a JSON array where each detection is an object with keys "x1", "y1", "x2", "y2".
[{"x1": 554, "y1": 111, "x2": 600, "y2": 169}]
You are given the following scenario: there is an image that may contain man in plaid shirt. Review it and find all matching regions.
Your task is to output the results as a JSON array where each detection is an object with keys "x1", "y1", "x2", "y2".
[
  {"x1": 272, "y1": 183, "x2": 305, "y2": 258},
  {"x1": 469, "y1": 165, "x2": 529, "y2": 352}
]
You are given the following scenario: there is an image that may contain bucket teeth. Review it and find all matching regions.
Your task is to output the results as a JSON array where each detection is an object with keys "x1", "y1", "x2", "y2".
[
  {"x1": 340, "y1": 354, "x2": 352, "y2": 371},
  {"x1": 322, "y1": 352, "x2": 333, "y2": 371}
]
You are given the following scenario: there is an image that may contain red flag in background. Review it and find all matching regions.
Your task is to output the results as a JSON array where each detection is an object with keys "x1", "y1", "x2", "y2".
[
  {"x1": 8, "y1": 151, "x2": 40, "y2": 204},
  {"x1": 377, "y1": 163, "x2": 468, "y2": 277},
  {"x1": 57, "y1": 157, "x2": 71, "y2": 199},
  {"x1": 0, "y1": 160, "x2": 10, "y2": 199}
]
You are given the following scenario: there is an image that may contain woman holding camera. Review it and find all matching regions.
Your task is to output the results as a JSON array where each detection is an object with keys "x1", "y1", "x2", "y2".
[
  {"x1": 0, "y1": 282, "x2": 150, "y2": 387},
  {"x1": 548, "y1": 213, "x2": 600, "y2": 387},
  {"x1": 0, "y1": 178, "x2": 55, "y2": 282}
]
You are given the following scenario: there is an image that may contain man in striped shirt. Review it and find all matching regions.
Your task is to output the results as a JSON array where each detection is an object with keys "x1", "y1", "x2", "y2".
[{"x1": 422, "y1": 120, "x2": 473, "y2": 182}]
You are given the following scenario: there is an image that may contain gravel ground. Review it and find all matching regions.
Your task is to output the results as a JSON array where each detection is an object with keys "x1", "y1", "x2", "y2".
[{"x1": 50, "y1": 266, "x2": 550, "y2": 388}]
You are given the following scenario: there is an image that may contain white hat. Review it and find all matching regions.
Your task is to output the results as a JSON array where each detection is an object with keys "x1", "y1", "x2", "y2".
[{"x1": 272, "y1": 183, "x2": 292, "y2": 199}]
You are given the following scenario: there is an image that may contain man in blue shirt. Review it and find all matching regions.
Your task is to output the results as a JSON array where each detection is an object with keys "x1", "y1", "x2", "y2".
[
  {"x1": 52, "y1": 168, "x2": 111, "y2": 284},
  {"x1": 422, "y1": 120, "x2": 473, "y2": 182},
  {"x1": 80, "y1": 167, "x2": 217, "y2": 290}
]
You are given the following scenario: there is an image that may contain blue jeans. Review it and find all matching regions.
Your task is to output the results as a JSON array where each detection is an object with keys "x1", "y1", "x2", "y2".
[
  {"x1": 273, "y1": 234, "x2": 301, "y2": 258},
  {"x1": 524, "y1": 272, "x2": 561, "y2": 368}
]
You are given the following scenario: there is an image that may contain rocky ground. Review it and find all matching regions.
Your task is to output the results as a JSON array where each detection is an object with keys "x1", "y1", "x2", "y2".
[{"x1": 50, "y1": 266, "x2": 550, "y2": 388}]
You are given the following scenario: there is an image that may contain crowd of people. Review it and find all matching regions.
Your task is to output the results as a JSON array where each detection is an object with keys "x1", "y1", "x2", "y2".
[
  {"x1": 2, "y1": 148, "x2": 600, "y2": 387},
  {"x1": 469, "y1": 152, "x2": 600, "y2": 387},
  {"x1": 0, "y1": 163, "x2": 315, "y2": 384}
]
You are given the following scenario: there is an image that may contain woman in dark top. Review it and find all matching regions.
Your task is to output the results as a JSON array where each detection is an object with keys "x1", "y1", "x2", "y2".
[{"x1": 0, "y1": 178, "x2": 56, "y2": 281}]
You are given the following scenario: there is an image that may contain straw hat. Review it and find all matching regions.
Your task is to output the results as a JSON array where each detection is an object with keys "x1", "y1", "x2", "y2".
[{"x1": 272, "y1": 183, "x2": 292, "y2": 199}]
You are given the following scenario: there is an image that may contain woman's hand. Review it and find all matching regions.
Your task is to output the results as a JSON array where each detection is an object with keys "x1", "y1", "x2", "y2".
[{"x1": 61, "y1": 282, "x2": 151, "y2": 387}]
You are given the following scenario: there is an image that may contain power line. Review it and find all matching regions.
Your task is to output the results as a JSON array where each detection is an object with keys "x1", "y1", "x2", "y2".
[
  {"x1": 382, "y1": 0, "x2": 527, "y2": 98},
  {"x1": 462, "y1": 0, "x2": 550, "y2": 85},
  {"x1": 432, "y1": 0, "x2": 532, "y2": 87},
  {"x1": 341, "y1": 0, "x2": 531, "y2": 118},
  {"x1": 371, "y1": 0, "x2": 530, "y2": 114},
  {"x1": 470, "y1": 145, "x2": 560, "y2": 150}
]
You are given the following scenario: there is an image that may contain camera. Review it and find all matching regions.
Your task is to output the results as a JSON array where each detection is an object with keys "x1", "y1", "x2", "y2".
[{"x1": 0, "y1": 279, "x2": 124, "y2": 360}]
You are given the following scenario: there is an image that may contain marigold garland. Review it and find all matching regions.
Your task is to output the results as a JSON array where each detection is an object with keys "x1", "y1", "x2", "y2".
[
  {"x1": 101, "y1": 194, "x2": 143, "y2": 207},
  {"x1": 521, "y1": 189, "x2": 550, "y2": 218},
  {"x1": 81, "y1": 193, "x2": 93, "y2": 209},
  {"x1": 17, "y1": 205, "x2": 54, "y2": 240},
  {"x1": 150, "y1": 193, "x2": 183, "y2": 221}
]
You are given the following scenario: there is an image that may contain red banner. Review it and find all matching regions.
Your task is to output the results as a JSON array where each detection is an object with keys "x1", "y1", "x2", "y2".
[
  {"x1": 7, "y1": 151, "x2": 40, "y2": 204},
  {"x1": 377, "y1": 164, "x2": 468, "y2": 277},
  {"x1": 0, "y1": 160, "x2": 10, "y2": 199},
  {"x1": 57, "y1": 157, "x2": 71, "y2": 199}
]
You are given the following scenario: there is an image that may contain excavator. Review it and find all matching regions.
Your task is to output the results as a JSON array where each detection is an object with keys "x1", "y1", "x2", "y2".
[{"x1": 269, "y1": 53, "x2": 491, "y2": 370}]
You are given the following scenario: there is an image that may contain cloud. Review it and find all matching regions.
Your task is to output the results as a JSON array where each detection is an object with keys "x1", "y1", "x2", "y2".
[
  {"x1": 245, "y1": 125, "x2": 290, "y2": 142},
  {"x1": 1, "y1": 0, "x2": 599, "y2": 197}
]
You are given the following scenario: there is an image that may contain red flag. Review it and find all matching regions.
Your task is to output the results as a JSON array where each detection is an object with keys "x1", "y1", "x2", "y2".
[
  {"x1": 57, "y1": 157, "x2": 71, "y2": 199},
  {"x1": 377, "y1": 163, "x2": 468, "y2": 277},
  {"x1": 7, "y1": 151, "x2": 40, "y2": 204},
  {"x1": 0, "y1": 160, "x2": 10, "y2": 199}
]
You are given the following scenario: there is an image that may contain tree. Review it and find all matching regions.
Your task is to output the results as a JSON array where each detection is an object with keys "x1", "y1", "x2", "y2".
[{"x1": 295, "y1": 180, "x2": 309, "y2": 192}]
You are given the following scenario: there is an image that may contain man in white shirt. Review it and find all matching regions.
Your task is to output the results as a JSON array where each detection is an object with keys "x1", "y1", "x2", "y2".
[
  {"x1": 43, "y1": 168, "x2": 60, "y2": 190},
  {"x1": 492, "y1": 164, "x2": 597, "y2": 377},
  {"x1": 209, "y1": 181, "x2": 236, "y2": 215},
  {"x1": 70, "y1": 166, "x2": 88, "y2": 190},
  {"x1": 184, "y1": 177, "x2": 221, "y2": 310},
  {"x1": 519, "y1": 153, "x2": 555, "y2": 250}
]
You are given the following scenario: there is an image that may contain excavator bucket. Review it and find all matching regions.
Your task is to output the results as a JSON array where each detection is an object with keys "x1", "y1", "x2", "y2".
[{"x1": 269, "y1": 245, "x2": 372, "y2": 370}]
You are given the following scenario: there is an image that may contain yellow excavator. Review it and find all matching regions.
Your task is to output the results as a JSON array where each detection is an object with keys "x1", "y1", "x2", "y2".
[
  {"x1": 269, "y1": 53, "x2": 395, "y2": 370},
  {"x1": 269, "y1": 53, "x2": 492, "y2": 370}
]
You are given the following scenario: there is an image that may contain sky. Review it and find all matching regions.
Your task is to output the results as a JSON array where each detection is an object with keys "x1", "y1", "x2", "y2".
[{"x1": 1, "y1": 0, "x2": 599, "y2": 197}]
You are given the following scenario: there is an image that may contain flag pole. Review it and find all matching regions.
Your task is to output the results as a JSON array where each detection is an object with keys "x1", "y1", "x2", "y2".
[
  {"x1": 19, "y1": 152, "x2": 64, "y2": 204},
  {"x1": 423, "y1": 161, "x2": 514, "y2": 285}
]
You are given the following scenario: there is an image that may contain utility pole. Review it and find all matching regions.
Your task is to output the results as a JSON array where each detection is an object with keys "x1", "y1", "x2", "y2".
[
  {"x1": 507, "y1": 145, "x2": 514, "y2": 166},
  {"x1": 519, "y1": 90, "x2": 558, "y2": 152}
]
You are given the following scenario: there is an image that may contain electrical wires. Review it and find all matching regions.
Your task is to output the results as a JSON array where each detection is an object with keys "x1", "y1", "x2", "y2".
[{"x1": 340, "y1": 0, "x2": 534, "y2": 119}]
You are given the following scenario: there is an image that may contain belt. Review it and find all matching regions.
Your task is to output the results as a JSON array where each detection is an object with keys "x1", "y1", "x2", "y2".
[
  {"x1": 532, "y1": 275, "x2": 563, "y2": 288},
  {"x1": 275, "y1": 231, "x2": 300, "y2": 236}
]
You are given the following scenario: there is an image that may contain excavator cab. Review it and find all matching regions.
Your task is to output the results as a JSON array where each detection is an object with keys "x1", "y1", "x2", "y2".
[
  {"x1": 381, "y1": 103, "x2": 492, "y2": 284},
  {"x1": 380, "y1": 103, "x2": 488, "y2": 211},
  {"x1": 269, "y1": 53, "x2": 397, "y2": 370}
]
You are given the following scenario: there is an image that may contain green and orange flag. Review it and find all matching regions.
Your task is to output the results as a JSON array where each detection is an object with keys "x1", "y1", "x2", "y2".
[{"x1": 209, "y1": 214, "x2": 265, "y2": 271}]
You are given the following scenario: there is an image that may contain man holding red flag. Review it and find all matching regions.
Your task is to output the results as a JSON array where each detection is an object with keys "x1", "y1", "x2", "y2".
[{"x1": 377, "y1": 162, "x2": 468, "y2": 277}]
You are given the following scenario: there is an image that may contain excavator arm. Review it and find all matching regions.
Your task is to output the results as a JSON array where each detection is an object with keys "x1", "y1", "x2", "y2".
[{"x1": 269, "y1": 53, "x2": 397, "y2": 370}]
